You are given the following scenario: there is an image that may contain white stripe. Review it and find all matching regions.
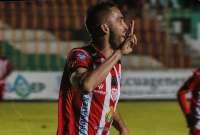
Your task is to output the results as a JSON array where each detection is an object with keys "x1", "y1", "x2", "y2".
[
  {"x1": 113, "y1": 65, "x2": 121, "y2": 111},
  {"x1": 106, "y1": 65, "x2": 121, "y2": 135},
  {"x1": 97, "y1": 73, "x2": 112, "y2": 135},
  {"x1": 119, "y1": 64, "x2": 121, "y2": 81},
  {"x1": 79, "y1": 93, "x2": 93, "y2": 135}
]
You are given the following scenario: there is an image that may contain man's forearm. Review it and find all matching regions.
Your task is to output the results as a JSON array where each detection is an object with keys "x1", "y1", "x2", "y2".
[
  {"x1": 112, "y1": 111, "x2": 128, "y2": 133},
  {"x1": 81, "y1": 50, "x2": 122, "y2": 92}
]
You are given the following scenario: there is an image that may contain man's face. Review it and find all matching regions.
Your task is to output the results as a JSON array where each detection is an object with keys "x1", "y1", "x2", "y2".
[{"x1": 107, "y1": 7, "x2": 128, "y2": 50}]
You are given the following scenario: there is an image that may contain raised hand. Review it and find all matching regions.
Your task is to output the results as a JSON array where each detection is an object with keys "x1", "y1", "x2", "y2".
[{"x1": 120, "y1": 20, "x2": 137, "y2": 55}]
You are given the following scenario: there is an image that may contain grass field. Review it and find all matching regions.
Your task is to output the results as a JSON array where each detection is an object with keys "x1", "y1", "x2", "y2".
[{"x1": 0, "y1": 101, "x2": 188, "y2": 135}]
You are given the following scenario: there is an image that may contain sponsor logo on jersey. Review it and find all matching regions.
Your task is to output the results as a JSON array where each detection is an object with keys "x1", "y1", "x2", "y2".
[
  {"x1": 93, "y1": 90, "x2": 106, "y2": 95},
  {"x1": 111, "y1": 87, "x2": 119, "y2": 101},
  {"x1": 79, "y1": 95, "x2": 90, "y2": 134},
  {"x1": 78, "y1": 53, "x2": 86, "y2": 59},
  {"x1": 93, "y1": 84, "x2": 106, "y2": 95}
]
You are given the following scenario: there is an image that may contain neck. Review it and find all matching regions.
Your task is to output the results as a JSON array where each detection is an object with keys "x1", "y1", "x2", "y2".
[{"x1": 92, "y1": 38, "x2": 114, "y2": 59}]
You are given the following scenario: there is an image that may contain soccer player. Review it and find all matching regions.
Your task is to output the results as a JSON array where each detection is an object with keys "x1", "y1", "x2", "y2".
[
  {"x1": 177, "y1": 68, "x2": 200, "y2": 135},
  {"x1": 57, "y1": 2, "x2": 137, "y2": 135},
  {"x1": 0, "y1": 56, "x2": 13, "y2": 101}
]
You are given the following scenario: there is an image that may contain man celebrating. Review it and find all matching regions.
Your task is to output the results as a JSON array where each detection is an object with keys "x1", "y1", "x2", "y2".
[
  {"x1": 177, "y1": 68, "x2": 200, "y2": 135},
  {"x1": 57, "y1": 2, "x2": 137, "y2": 135}
]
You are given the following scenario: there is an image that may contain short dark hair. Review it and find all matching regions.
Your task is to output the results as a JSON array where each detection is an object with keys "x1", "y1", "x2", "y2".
[{"x1": 85, "y1": 2, "x2": 116, "y2": 38}]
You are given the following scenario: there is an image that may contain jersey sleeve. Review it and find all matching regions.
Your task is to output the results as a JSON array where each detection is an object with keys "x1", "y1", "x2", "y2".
[{"x1": 67, "y1": 49, "x2": 92, "y2": 73}]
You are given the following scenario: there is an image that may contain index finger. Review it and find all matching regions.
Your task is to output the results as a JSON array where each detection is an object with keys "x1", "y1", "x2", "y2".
[{"x1": 130, "y1": 20, "x2": 134, "y2": 35}]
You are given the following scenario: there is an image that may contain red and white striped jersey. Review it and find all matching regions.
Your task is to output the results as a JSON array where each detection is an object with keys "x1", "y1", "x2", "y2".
[
  {"x1": 179, "y1": 69, "x2": 200, "y2": 119},
  {"x1": 188, "y1": 69, "x2": 200, "y2": 119},
  {"x1": 57, "y1": 45, "x2": 121, "y2": 135}
]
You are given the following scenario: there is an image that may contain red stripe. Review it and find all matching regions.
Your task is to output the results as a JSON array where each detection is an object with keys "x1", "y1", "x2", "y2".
[
  {"x1": 102, "y1": 64, "x2": 120, "y2": 134},
  {"x1": 58, "y1": 90, "x2": 80, "y2": 135},
  {"x1": 74, "y1": 91, "x2": 82, "y2": 135},
  {"x1": 87, "y1": 80, "x2": 106, "y2": 134},
  {"x1": 114, "y1": 64, "x2": 120, "y2": 74},
  {"x1": 102, "y1": 99, "x2": 115, "y2": 135},
  {"x1": 57, "y1": 92, "x2": 63, "y2": 135}
]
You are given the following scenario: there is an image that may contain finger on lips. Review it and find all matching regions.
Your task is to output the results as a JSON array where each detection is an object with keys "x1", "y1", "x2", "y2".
[
  {"x1": 131, "y1": 20, "x2": 134, "y2": 35},
  {"x1": 133, "y1": 34, "x2": 137, "y2": 45}
]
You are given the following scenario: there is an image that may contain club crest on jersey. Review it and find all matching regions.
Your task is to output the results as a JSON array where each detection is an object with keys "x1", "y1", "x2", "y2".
[
  {"x1": 79, "y1": 95, "x2": 90, "y2": 134},
  {"x1": 78, "y1": 53, "x2": 86, "y2": 59},
  {"x1": 111, "y1": 87, "x2": 119, "y2": 101}
]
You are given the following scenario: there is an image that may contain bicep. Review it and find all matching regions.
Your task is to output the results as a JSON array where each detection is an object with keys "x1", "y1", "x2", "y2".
[{"x1": 70, "y1": 67, "x2": 88, "y2": 90}]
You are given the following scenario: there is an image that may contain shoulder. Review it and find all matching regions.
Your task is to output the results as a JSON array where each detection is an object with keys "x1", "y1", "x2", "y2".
[
  {"x1": 67, "y1": 46, "x2": 92, "y2": 59},
  {"x1": 66, "y1": 46, "x2": 93, "y2": 69}
]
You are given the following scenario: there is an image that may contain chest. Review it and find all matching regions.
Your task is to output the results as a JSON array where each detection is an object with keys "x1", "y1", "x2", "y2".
[{"x1": 92, "y1": 64, "x2": 121, "y2": 102}]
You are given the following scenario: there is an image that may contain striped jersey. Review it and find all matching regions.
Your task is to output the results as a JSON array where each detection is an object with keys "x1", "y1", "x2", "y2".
[
  {"x1": 57, "y1": 45, "x2": 121, "y2": 135},
  {"x1": 188, "y1": 69, "x2": 200, "y2": 120},
  {"x1": 179, "y1": 69, "x2": 200, "y2": 128}
]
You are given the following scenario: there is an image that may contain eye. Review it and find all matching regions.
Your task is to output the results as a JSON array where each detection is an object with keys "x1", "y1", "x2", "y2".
[
  {"x1": 119, "y1": 17, "x2": 125, "y2": 24},
  {"x1": 120, "y1": 19, "x2": 125, "y2": 25}
]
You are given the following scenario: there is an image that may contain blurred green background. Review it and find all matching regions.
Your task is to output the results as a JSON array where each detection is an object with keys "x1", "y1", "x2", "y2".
[{"x1": 0, "y1": 101, "x2": 188, "y2": 135}]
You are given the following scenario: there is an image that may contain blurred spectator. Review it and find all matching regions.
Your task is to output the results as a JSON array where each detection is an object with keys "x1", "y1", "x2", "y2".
[{"x1": 0, "y1": 56, "x2": 13, "y2": 101}]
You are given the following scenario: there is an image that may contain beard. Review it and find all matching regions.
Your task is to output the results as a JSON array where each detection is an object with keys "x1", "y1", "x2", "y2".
[{"x1": 109, "y1": 31, "x2": 123, "y2": 50}]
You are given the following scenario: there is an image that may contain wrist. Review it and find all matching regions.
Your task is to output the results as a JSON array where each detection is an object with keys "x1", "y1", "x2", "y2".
[{"x1": 114, "y1": 49, "x2": 122, "y2": 60}]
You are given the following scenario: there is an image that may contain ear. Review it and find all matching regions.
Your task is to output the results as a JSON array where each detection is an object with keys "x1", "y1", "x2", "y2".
[{"x1": 100, "y1": 24, "x2": 109, "y2": 34}]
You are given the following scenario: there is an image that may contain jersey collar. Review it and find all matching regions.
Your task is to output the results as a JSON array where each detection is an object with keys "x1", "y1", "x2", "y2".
[{"x1": 91, "y1": 44, "x2": 106, "y2": 59}]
